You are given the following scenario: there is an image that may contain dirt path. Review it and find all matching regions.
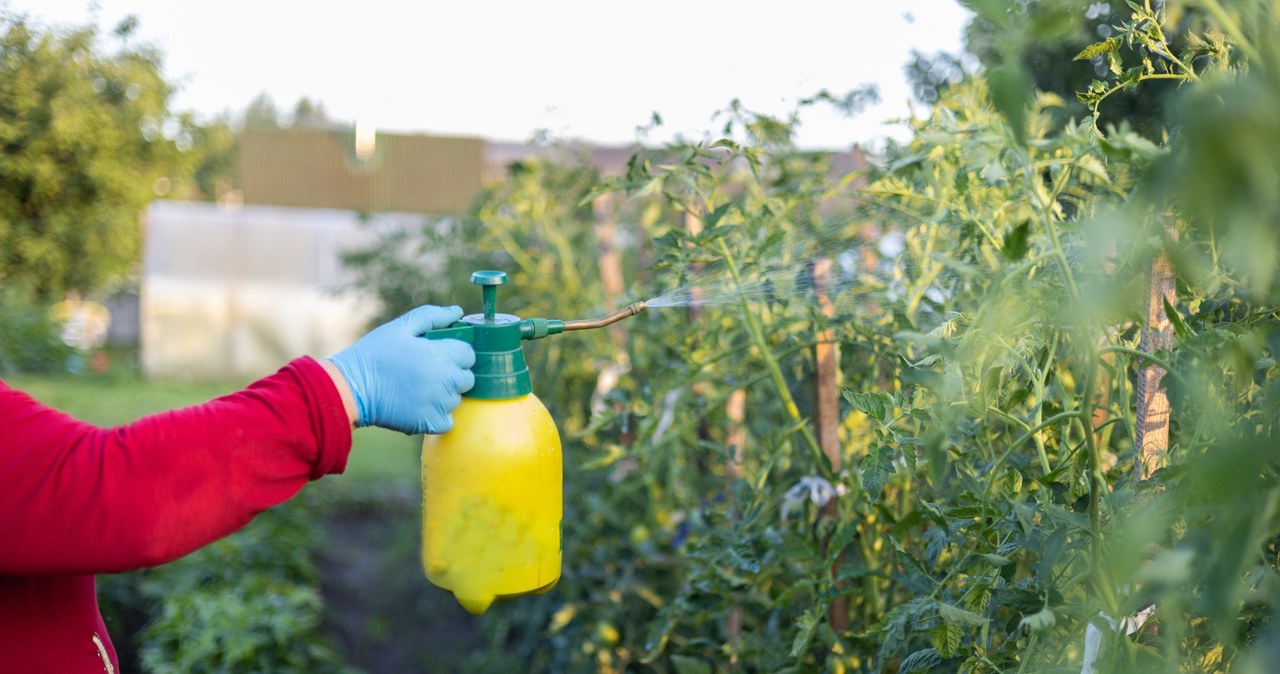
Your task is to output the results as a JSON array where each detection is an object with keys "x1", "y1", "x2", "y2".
[{"x1": 317, "y1": 507, "x2": 486, "y2": 673}]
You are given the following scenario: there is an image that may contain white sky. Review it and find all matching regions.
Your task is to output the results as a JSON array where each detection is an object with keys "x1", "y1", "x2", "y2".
[{"x1": 5, "y1": 0, "x2": 973, "y2": 150}]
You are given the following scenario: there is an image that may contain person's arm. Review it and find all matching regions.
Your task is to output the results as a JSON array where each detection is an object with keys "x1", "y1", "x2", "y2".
[
  {"x1": 319, "y1": 358, "x2": 359, "y2": 428},
  {"x1": 0, "y1": 357, "x2": 351, "y2": 576},
  {"x1": 0, "y1": 304, "x2": 472, "y2": 576}
]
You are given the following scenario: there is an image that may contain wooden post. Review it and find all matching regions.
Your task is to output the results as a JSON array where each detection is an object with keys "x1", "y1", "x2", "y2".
[
  {"x1": 725, "y1": 390, "x2": 747, "y2": 481},
  {"x1": 812, "y1": 258, "x2": 848, "y2": 632},
  {"x1": 1136, "y1": 236, "x2": 1177, "y2": 481},
  {"x1": 724, "y1": 388, "x2": 746, "y2": 663},
  {"x1": 813, "y1": 259, "x2": 841, "y2": 467}
]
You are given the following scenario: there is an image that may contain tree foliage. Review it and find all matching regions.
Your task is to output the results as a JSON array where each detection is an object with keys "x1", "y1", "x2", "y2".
[{"x1": 0, "y1": 13, "x2": 186, "y2": 297}]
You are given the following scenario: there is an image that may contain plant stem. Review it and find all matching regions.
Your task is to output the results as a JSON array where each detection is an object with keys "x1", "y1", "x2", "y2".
[
  {"x1": 1040, "y1": 218, "x2": 1082, "y2": 306},
  {"x1": 985, "y1": 406, "x2": 1052, "y2": 474},
  {"x1": 1097, "y1": 345, "x2": 1189, "y2": 388},
  {"x1": 1078, "y1": 340, "x2": 1122, "y2": 618},
  {"x1": 983, "y1": 410, "x2": 1082, "y2": 498},
  {"x1": 717, "y1": 238, "x2": 834, "y2": 478},
  {"x1": 1195, "y1": 0, "x2": 1263, "y2": 63}
]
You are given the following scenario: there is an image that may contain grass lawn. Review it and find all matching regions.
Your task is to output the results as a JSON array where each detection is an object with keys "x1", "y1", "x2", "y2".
[{"x1": 4, "y1": 369, "x2": 421, "y2": 484}]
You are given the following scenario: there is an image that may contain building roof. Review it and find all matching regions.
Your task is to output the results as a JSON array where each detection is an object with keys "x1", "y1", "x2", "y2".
[
  {"x1": 239, "y1": 128, "x2": 485, "y2": 215},
  {"x1": 238, "y1": 128, "x2": 869, "y2": 215}
]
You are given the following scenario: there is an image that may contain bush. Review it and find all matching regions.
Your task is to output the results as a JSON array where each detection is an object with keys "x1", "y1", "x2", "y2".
[
  {"x1": 0, "y1": 285, "x2": 73, "y2": 375},
  {"x1": 99, "y1": 503, "x2": 354, "y2": 674}
]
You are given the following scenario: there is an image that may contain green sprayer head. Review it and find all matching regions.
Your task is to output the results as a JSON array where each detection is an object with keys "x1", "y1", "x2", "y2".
[{"x1": 425, "y1": 270, "x2": 645, "y2": 399}]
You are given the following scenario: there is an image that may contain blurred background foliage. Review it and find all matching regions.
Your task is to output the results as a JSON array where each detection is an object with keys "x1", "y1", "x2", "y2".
[{"x1": 4, "y1": 1, "x2": 1280, "y2": 672}]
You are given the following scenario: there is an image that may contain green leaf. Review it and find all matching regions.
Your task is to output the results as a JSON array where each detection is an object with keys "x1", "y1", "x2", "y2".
[
  {"x1": 1004, "y1": 468, "x2": 1023, "y2": 494},
  {"x1": 1108, "y1": 49, "x2": 1123, "y2": 75},
  {"x1": 827, "y1": 519, "x2": 861, "y2": 564},
  {"x1": 959, "y1": 0, "x2": 1009, "y2": 28},
  {"x1": 1137, "y1": 547, "x2": 1196, "y2": 584},
  {"x1": 861, "y1": 445, "x2": 896, "y2": 502},
  {"x1": 1163, "y1": 297, "x2": 1195, "y2": 341},
  {"x1": 1074, "y1": 37, "x2": 1123, "y2": 61},
  {"x1": 1030, "y1": 5, "x2": 1076, "y2": 42},
  {"x1": 671, "y1": 654, "x2": 714, "y2": 674},
  {"x1": 1099, "y1": 127, "x2": 1163, "y2": 163},
  {"x1": 924, "y1": 428, "x2": 948, "y2": 485},
  {"x1": 790, "y1": 607, "x2": 822, "y2": 657},
  {"x1": 939, "y1": 602, "x2": 989, "y2": 627},
  {"x1": 639, "y1": 609, "x2": 675, "y2": 663},
  {"x1": 900, "y1": 648, "x2": 943, "y2": 674},
  {"x1": 986, "y1": 64, "x2": 1034, "y2": 144},
  {"x1": 701, "y1": 201, "x2": 735, "y2": 231},
  {"x1": 843, "y1": 389, "x2": 894, "y2": 422},
  {"x1": 1019, "y1": 607, "x2": 1057, "y2": 632},
  {"x1": 1076, "y1": 154, "x2": 1111, "y2": 183},
  {"x1": 977, "y1": 553, "x2": 1012, "y2": 566},
  {"x1": 931, "y1": 621, "x2": 963, "y2": 657},
  {"x1": 1002, "y1": 220, "x2": 1032, "y2": 261}
]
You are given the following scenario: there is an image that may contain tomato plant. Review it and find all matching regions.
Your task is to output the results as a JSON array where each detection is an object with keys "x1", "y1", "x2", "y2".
[{"x1": 342, "y1": 3, "x2": 1279, "y2": 672}]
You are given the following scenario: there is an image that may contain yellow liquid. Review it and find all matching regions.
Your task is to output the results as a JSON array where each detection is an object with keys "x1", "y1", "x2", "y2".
[{"x1": 421, "y1": 394, "x2": 562, "y2": 615}]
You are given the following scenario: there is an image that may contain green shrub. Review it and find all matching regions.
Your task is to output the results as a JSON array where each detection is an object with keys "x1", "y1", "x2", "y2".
[
  {"x1": 100, "y1": 503, "x2": 354, "y2": 674},
  {"x1": 0, "y1": 285, "x2": 73, "y2": 375}
]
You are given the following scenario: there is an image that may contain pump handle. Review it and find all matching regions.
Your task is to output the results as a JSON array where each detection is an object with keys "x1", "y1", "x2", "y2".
[{"x1": 471, "y1": 271, "x2": 507, "y2": 321}]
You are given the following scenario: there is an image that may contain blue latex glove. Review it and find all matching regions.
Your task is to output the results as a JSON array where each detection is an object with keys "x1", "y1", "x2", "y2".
[{"x1": 328, "y1": 305, "x2": 475, "y2": 434}]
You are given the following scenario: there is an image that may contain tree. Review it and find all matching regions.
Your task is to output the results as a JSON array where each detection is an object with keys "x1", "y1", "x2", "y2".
[
  {"x1": 167, "y1": 110, "x2": 238, "y2": 203},
  {"x1": 910, "y1": 1, "x2": 1187, "y2": 137},
  {"x1": 242, "y1": 92, "x2": 281, "y2": 129},
  {"x1": 289, "y1": 96, "x2": 329, "y2": 129},
  {"x1": 0, "y1": 13, "x2": 183, "y2": 298}
]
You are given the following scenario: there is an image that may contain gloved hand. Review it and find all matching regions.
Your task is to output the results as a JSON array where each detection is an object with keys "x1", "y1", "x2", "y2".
[{"x1": 328, "y1": 305, "x2": 475, "y2": 434}]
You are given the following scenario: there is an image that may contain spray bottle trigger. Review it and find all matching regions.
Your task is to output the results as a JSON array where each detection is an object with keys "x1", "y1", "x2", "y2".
[{"x1": 424, "y1": 323, "x2": 475, "y2": 343}]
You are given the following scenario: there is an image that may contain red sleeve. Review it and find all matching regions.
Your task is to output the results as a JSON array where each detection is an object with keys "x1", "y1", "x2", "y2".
[{"x1": 0, "y1": 356, "x2": 352, "y2": 576}]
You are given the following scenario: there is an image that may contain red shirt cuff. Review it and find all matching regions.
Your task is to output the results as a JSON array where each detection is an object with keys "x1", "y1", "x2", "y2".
[{"x1": 288, "y1": 356, "x2": 353, "y2": 479}]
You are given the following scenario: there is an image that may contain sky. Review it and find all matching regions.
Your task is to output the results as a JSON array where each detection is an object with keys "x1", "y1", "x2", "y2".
[{"x1": 5, "y1": 1, "x2": 974, "y2": 150}]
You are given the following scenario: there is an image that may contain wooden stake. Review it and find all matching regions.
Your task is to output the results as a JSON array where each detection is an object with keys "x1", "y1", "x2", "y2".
[
  {"x1": 812, "y1": 258, "x2": 849, "y2": 632},
  {"x1": 813, "y1": 259, "x2": 841, "y2": 469},
  {"x1": 725, "y1": 389, "x2": 747, "y2": 481},
  {"x1": 1135, "y1": 240, "x2": 1177, "y2": 481},
  {"x1": 724, "y1": 389, "x2": 746, "y2": 663}
]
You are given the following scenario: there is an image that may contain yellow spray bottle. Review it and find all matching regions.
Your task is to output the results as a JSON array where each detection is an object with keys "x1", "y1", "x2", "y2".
[{"x1": 422, "y1": 270, "x2": 644, "y2": 615}]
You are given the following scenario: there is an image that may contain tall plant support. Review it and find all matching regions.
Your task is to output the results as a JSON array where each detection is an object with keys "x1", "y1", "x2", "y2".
[
  {"x1": 1136, "y1": 238, "x2": 1177, "y2": 481},
  {"x1": 724, "y1": 388, "x2": 747, "y2": 662},
  {"x1": 812, "y1": 258, "x2": 849, "y2": 631}
]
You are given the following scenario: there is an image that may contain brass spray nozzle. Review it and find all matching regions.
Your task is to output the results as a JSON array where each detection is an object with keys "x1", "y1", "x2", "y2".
[{"x1": 561, "y1": 301, "x2": 647, "y2": 332}]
